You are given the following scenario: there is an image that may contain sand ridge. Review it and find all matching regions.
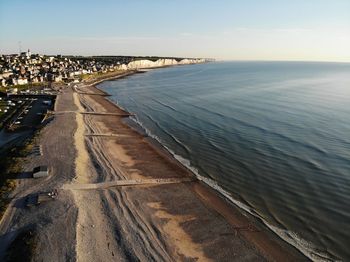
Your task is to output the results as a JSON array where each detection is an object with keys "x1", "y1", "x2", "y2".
[{"x1": 73, "y1": 92, "x2": 90, "y2": 184}]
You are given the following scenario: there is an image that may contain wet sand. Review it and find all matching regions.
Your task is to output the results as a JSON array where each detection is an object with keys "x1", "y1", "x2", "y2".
[{"x1": 67, "y1": 71, "x2": 308, "y2": 261}]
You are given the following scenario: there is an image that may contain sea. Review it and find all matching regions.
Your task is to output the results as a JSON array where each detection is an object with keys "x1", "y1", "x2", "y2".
[{"x1": 98, "y1": 61, "x2": 350, "y2": 261}]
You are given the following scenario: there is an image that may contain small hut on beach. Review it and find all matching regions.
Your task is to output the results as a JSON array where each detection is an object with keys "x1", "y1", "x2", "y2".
[{"x1": 32, "y1": 166, "x2": 49, "y2": 178}]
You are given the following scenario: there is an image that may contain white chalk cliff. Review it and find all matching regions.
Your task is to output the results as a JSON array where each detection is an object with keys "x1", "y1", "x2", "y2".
[{"x1": 116, "y1": 58, "x2": 206, "y2": 70}]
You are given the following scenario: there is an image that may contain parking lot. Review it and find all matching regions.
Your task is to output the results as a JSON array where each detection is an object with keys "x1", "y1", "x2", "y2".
[{"x1": 0, "y1": 95, "x2": 55, "y2": 131}]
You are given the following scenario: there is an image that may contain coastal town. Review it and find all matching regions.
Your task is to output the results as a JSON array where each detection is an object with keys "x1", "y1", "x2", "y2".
[
  {"x1": 0, "y1": 50, "x2": 206, "y2": 89},
  {"x1": 0, "y1": 51, "x2": 120, "y2": 127},
  {"x1": 1, "y1": 50, "x2": 141, "y2": 88},
  {"x1": 0, "y1": 51, "x2": 206, "y2": 130}
]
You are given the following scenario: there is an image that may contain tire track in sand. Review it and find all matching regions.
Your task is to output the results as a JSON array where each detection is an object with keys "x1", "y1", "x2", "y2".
[{"x1": 72, "y1": 91, "x2": 173, "y2": 261}]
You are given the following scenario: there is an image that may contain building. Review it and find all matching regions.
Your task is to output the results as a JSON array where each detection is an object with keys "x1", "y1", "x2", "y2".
[
  {"x1": 32, "y1": 166, "x2": 49, "y2": 178},
  {"x1": 17, "y1": 77, "x2": 28, "y2": 85},
  {"x1": 0, "y1": 78, "x2": 6, "y2": 87}
]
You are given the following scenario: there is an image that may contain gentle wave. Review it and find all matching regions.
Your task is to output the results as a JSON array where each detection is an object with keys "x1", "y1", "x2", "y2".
[
  {"x1": 128, "y1": 114, "x2": 337, "y2": 262},
  {"x1": 100, "y1": 61, "x2": 350, "y2": 260}
]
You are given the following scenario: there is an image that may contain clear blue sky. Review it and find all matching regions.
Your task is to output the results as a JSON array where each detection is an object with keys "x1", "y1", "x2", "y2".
[{"x1": 1, "y1": 0, "x2": 349, "y2": 61}]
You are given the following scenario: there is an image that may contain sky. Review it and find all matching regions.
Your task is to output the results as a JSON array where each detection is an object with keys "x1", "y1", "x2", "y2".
[{"x1": 0, "y1": 0, "x2": 350, "y2": 62}]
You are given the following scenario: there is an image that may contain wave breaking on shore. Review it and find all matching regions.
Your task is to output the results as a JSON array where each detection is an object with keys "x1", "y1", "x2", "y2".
[{"x1": 128, "y1": 114, "x2": 336, "y2": 262}]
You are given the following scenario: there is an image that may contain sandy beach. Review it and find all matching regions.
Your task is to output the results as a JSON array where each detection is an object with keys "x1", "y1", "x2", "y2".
[
  {"x1": 0, "y1": 69, "x2": 308, "y2": 261},
  {"x1": 67, "y1": 71, "x2": 307, "y2": 261}
]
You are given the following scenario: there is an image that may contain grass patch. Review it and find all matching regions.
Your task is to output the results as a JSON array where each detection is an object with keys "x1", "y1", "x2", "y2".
[
  {"x1": 71, "y1": 70, "x2": 127, "y2": 83},
  {"x1": 0, "y1": 82, "x2": 48, "y2": 93},
  {"x1": 0, "y1": 137, "x2": 36, "y2": 219},
  {"x1": 80, "y1": 73, "x2": 95, "y2": 81},
  {"x1": 5, "y1": 229, "x2": 37, "y2": 262}
]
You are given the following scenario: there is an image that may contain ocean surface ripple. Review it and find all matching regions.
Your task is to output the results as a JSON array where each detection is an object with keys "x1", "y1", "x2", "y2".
[{"x1": 99, "y1": 61, "x2": 350, "y2": 261}]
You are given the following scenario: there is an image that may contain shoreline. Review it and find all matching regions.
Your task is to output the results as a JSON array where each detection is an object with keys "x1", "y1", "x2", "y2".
[
  {"x1": 77, "y1": 69, "x2": 307, "y2": 260},
  {"x1": 0, "y1": 67, "x2": 309, "y2": 261}
]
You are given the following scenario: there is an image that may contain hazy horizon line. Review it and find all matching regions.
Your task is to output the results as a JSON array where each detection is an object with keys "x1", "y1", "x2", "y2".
[{"x1": 1, "y1": 52, "x2": 349, "y2": 64}]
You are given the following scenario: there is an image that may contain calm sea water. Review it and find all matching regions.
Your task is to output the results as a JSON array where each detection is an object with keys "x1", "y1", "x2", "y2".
[{"x1": 99, "y1": 62, "x2": 350, "y2": 261}]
